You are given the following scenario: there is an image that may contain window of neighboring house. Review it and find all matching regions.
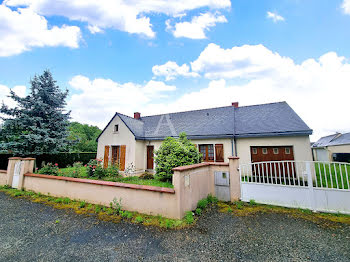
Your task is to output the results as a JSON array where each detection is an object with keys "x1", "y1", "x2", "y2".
[
  {"x1": 199, "y1": 144, "x2": 214, "y2": 162},
  {"x1": 273, "y1": 148, "x2": 279, "y2": 154},
  {"x1": 262, "y1": 148, "x2": 268, "y2": 154},
  {"x1": 252, "y1": 148, "x2": 258, "y2": 154},
  {"x1": 114, "y1": 124, "x2": 119, "y2": 132},
  {"x1": 285, "y1": 147, "x2": 291, "y2": 154}
]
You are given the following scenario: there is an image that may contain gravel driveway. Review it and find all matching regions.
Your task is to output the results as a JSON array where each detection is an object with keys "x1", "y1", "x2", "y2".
[{"x1": 0, "y1": 192, "x2": 349, "y2": 262}]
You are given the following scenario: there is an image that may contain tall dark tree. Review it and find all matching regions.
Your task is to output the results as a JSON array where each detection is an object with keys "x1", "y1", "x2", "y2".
[{"x1": 0, "y1": 70, "x2": 71, "y2": 156}]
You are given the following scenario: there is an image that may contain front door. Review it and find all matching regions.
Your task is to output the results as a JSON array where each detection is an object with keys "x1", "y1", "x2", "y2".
[
  {"x1": 111, "y1": 146, "x2": 120, "y2": 166},
  {"x1": 147, "y1": 146, "x2": 154, "y2": 170}
]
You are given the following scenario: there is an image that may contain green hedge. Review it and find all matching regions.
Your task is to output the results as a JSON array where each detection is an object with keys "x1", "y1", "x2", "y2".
[{"x1": 0, "y1": 152, "x2": 97, "y2": 170}]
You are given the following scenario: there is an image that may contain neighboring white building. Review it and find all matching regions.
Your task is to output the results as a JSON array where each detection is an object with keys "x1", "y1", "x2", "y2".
[
  {"x1": 96, "y1": 102, "x2": 313, "y2": 173},
  {"x1": 312, "y1": 132, "x2": 350, "y2": 162}
]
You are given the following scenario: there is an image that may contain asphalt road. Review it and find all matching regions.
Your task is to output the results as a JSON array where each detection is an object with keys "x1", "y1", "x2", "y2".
[{"x1": 0, "y1": 192, "x2": 349, "y2": 262}]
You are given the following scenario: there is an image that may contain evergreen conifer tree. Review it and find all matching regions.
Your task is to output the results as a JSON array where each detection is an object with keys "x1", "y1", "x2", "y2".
[{"x1": 0, "y1": 70, "x2": 71, "y2": 156}]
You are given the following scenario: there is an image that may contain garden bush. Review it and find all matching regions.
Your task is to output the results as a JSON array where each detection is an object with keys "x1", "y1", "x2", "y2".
[
  {"x1": 37, "y1": 163, "x2": 59, "y2": 176},
  {"x1": 154, "y1": 132, "x2": 202, "y2": 182}
]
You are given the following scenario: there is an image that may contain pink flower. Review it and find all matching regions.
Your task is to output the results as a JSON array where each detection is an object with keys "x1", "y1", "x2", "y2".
[
  {"x1": 55, "y1": 163, "x2": 58, "y2": 166},
  {"x1": 89, "y1": 165, "x2": 92, "y2": 168},
  {"x1": 84, "y1": 165, "x2": 87, "y2": 167},
  {"x1": 35, "y1": 168, "x2": 38, "y2": 170},
  {"x1": 93, "y1": 165, "x2": 96, "y2": 169}
]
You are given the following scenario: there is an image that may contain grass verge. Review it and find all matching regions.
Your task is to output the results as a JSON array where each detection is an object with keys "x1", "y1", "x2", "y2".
[
  {"x1": 0, "y1": 185, "x2": 183, "y2": 229},
  {"x1": 218, "y1": 200, "x2": 350, "y2": 227}
]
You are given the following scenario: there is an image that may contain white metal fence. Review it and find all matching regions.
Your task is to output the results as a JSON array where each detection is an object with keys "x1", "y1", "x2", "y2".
[{"x1": 239, "y1": 161, "x2": 350, "y2": 214}]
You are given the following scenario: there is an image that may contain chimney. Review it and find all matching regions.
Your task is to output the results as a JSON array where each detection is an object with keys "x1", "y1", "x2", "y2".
[
  {"x1": 231, "y1": 102, "x2": 239, "y2": 108},
  {"x1": 134, "y1": 112, "x2": 141, "y2": 119}
]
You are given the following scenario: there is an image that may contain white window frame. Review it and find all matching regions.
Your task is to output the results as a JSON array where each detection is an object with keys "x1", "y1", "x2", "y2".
[
  {"x1": 252, "y1": 148, "x2": 258, "y2": 154},
  {"x1": 114, "y1": 124, "x2": 119, "y2": 133},
  {"x1": 273, "y1": 148, "x2": 279, "y2": 154},
  {"x1": 262, "y1": 148, "x2": 268, "y2": 155},
  {"x1": 285, "y1": 147, "x2": 291, "y2": 154}
]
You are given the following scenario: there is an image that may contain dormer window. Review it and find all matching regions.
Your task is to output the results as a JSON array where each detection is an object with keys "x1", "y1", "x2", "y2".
[{"x1": 114, "y1": 124, "x2": 119, "y2": 132}]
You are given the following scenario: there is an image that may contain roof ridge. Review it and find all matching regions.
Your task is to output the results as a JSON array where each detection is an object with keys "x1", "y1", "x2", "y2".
[{"x1": 140, "y1": 101, "x2": 286, "y2": 118}]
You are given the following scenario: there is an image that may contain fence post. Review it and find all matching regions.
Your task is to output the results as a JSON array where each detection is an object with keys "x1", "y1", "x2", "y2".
[
  {"x1": 306, "y1": 162, "x2": 316, "y2": 212},
  {"x1": 6, "y1": 157, "x2": 22, "y2": 186},
  {"x1": 18, "y1": 158, "x2": 36, "y2": 190},
  {"x1": 228, "y1": 156, "x2": 240, "y2": 201}
]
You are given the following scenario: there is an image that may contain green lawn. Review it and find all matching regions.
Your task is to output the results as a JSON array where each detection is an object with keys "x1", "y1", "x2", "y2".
[
  {"x1": 314, "y1": 163, "x2": 350, "y2": 189},
  {"x1": 54, "y1": 167, "x2": 173, "y2": 188}
]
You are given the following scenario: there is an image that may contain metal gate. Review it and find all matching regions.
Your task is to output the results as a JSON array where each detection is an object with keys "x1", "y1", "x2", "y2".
[
  {"x1": 239, "y1": 161, "x2": 350, "y2": 214},
  {"x1": 12, "y1": 161, "x2": 23, "y2": 189},
  {"x1": 215, "y1": 171, "x2": 230, "y2": 201}
]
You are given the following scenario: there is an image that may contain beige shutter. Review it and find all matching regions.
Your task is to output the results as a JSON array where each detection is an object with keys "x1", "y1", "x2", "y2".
[
  {"x1": 104, "y1": 146, "x2": 110, "y2": 168},
  {"x1": 215, "y1": 144, "x2": 224, "y2": 162},
  {"x1": 120, "y1": 145, "x2": 126, "y2": 171}
]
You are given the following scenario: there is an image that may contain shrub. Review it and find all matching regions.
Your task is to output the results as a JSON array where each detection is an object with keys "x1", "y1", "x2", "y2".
[
  {"x1": 135, "y1": 216, "x2": 143, "y2": 223},
  {"x1": 207, "y1": 194, "x2": 218, "y2": 204},
  {"x1": 37, "y1": 163, "x2": 59, "y2": 176},
  {"x1": 79, "y1": 201, "x2": 86, "y2": 208},
  {"x1": 154, "y1": 132, "x2": 202, "y2": 182},
  {"x1": 197, "y1": 198, "x2": 209, "y2": 210},
  {"x1": 105, "y1": 164, "x2": 119, "y2": 177},
  {"x1": 184, "y1": 211, "x2": 194, "y2": 224},
  {"x1": 110, "y1": 197, "x2": 122, "y2": 214},
  {"x1": 195, "y1": 208, "x2": 202, "y2": 215},
  {"x1": 234, "y1": 201, "x2": 243, "y2": 209},
  {"x1": 249, "y1": 199, "x2": 257, "y2": 206},
  {"x1": 139, "y1": 172, "x2": 154, "y2": 180},
  {"x1": 73, "y1": 162, "x2": 83, "y2": 168},
  {"x1": 87, "y1": 159, "x2": 105, "y2": 178}
]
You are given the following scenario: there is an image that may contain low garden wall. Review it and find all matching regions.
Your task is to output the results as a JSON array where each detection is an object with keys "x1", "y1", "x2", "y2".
[
  {"x1": 0, "y1": 170, "x2": 7, "y2": 186},
  {"x1": 2, "y1": 157, "x2": 240, "y2": 219},
  {"x1": 23, "y1": 173, "x2": 178, "y2": 218}
]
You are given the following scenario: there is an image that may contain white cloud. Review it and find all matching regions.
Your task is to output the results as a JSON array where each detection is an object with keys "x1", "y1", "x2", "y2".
[
  {"x1": 266, "y1": 11, "x2": 285, "y2": 23},
  {"x1": 169, "y1": 12, "x2": 227, "y2": 39},
  {"x1": 4, "y1": 0, "x2": 231, "y2": 39},
  {"x1": 152, "y1": 61, "x2": 199, "y2": 81},
  {"x1": 152, "y1": 45, "x2": 350, "y2": 140},
  {"x1": 0, "y1": 85, "x2": 27, "y2": 118},
  {"x1": 67, "y1": 76, "x2": 176, "y2": 126},
  {"x1": 342, "y1": 0, "x2": 350, "y2": 14},
  {"x1": 0, "y1": 5, "x2": 81, "y2": 56},
  {"x1": 190, "y1": 43, "x2": 294, "y2": 79}
]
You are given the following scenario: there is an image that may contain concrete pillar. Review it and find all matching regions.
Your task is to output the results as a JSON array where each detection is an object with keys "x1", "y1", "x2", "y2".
[
  {"x1": 172, "y1": 170, "x2": 184, "y2": 219},
  {"x1": 6, "y1": 157, "x2": 22, "y2": 186},
  {"x1": 18, "y1": 158, "x2": 35, "y2": 190},
  {"x1": 228, "y1": 156, "x2": 240, "y2": 201}
]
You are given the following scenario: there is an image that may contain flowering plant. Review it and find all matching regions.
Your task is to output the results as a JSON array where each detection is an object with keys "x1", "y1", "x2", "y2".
[{"x1": 37, "y1": 162, "x2": 59, "y2": 176}]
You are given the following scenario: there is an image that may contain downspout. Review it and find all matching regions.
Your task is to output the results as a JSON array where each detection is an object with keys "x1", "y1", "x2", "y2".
[{"x1": 234, "y1": 137, "x2": 238, "y2": 157}]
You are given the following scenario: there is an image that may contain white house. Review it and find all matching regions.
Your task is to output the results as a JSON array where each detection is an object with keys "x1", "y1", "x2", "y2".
[
  {"x1": 96, "y1": 102, "x2": 313, "y2": 173},
  {"x1": 312, "y1": 132, "x2": 350, "y2": 162}
]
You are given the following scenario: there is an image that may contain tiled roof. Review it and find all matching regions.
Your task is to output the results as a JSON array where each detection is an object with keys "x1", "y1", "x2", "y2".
[
  {"x1": 98, "y1": 101, "x2": 312, "y2": 141},
  {"x1": 313, "y1": 132, "x2": 350, "y2": 147}
]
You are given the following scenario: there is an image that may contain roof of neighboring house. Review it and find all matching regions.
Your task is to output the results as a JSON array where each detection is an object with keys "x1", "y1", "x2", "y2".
[
  {"x1": 97, "y1": 101, "x2": 312, "y2": 141},
  {"x1": 312, "y1": 132, "x2": 350, "y2": 148}
]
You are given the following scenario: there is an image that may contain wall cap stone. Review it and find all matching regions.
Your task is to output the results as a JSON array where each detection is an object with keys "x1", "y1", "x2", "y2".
[
  {"x1": 228, "y1": 156, "x2": 240, "y2": 160},
  {"x1": 22, "y1": 158, "x2": 36, "y2": 161},
  {"x1": 24, "y1": 173, "x2": 175, "y2": 194},
  {"x1": 172, "y1": 162, "x2": 229, "y2": 172},
  {"x1": 8, "y1": 157, "x2": 22, "y2": 160},
  {"x1": 0, "y1": 170, "x2": 7, "y2": 173}
]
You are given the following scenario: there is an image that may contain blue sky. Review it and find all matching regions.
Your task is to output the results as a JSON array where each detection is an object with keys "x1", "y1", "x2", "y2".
[{"x1": 1, "y1": 0, "x2": 350, "y2": 140}]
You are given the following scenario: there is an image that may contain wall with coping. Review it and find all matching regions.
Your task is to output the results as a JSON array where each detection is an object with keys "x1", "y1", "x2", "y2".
[
  {"x1": 236, "y1": 136, "x2": 313, "y2": 164},
  {"x1": 0, "y1": 170, "x2": 7, "y2": 186},
  {"x1": 24, "y1": 173, "x2": 179, "y2": 218},
  {"x1": 5, "y1": 157, "x2": 240, "y2": 219}
]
